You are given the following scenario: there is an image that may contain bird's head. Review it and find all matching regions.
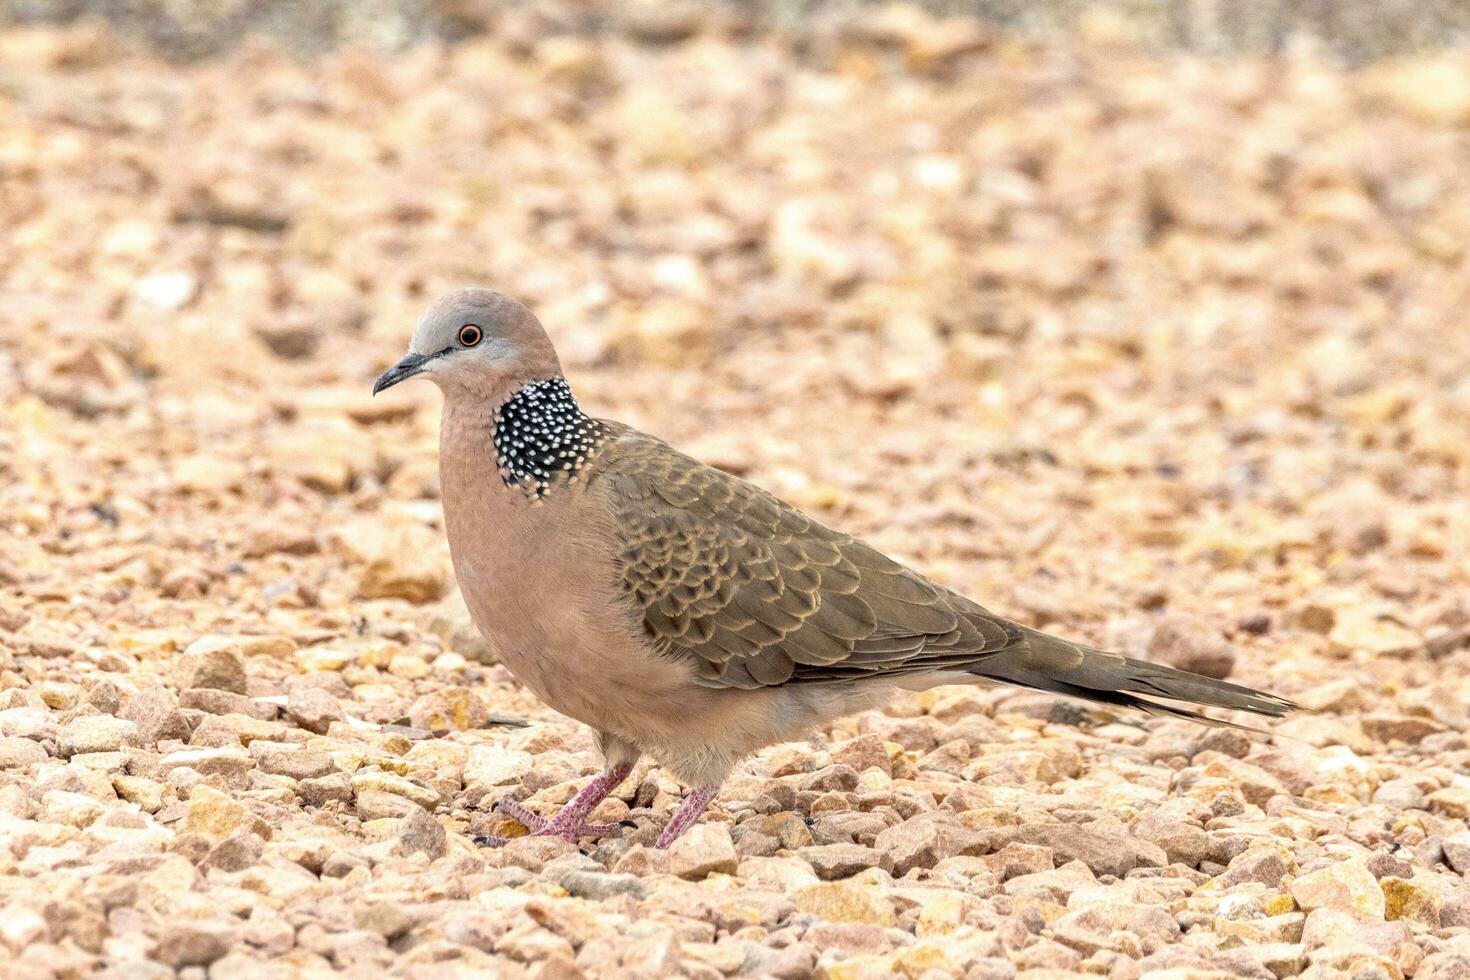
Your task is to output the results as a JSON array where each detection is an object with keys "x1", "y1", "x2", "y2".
[{"x1": 373, "y1": 287, "x2": 561, "y2": 397}]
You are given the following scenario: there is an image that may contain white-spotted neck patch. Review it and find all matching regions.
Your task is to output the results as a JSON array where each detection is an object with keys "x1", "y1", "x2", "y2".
[{"x1": 492, "y1": 378, "x2": 608, "y2": 499}]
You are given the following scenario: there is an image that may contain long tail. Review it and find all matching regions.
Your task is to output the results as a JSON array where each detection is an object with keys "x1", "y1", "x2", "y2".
[{"x1": 972, "y1": 628, "x2": 1297, "y2": 727}]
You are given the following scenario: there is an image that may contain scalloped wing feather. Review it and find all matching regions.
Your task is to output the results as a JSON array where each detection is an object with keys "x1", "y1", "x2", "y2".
[{"x1": 598, "y1": 429, "x2": 1020, "y2": 689}]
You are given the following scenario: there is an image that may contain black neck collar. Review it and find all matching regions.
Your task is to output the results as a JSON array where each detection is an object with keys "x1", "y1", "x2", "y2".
[{"x1": 492, "y1": 378, "x2": 607, "y2": 498}]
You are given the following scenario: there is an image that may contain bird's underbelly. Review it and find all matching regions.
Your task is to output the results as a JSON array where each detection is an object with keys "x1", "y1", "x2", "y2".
[
  {"x1": 452, "y1": 549, "x2": 691, "y2": 734},
  {"x1": 482, "y1": 614, "x2": 683, "y2": 730},
  {"x1": 462, "y1": 577, "x2": 907, "y2": 782}
]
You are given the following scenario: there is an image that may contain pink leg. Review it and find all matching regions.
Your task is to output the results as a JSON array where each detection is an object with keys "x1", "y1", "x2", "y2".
[
  {"x1": 655, "y1": 784, "x2": 720, "y2": 849},
  {"x1": 485, "y1": 762, "x2": 634, "y2": 845}
]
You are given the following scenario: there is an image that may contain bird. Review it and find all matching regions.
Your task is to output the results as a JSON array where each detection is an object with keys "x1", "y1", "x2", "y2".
[{"x1": 373, "y1": 287, "x2": 1297, "y2": 849}]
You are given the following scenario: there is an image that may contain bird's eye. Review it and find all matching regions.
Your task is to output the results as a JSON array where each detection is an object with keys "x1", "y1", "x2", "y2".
[{"x1": 458, "y1": 324, "x2": 482, "y2": 347}]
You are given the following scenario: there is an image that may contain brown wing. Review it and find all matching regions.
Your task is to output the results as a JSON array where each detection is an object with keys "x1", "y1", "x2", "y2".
[{"x1": 595, "y1": 428, "x2": 1022, "y2": 690}]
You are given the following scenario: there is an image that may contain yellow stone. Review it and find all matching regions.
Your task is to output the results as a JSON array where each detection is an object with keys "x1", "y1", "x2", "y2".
[
  {"x1": 1428, "y1": 787, "x2": 1470, "y2": 818},
  {"x1": 1264, "y1": 893, "x2": 1297, "y2": 916},
  {"x1": 112, "y1": 629, "x2": 187, "y2": 655},
  {"x1": 809, "y1": 791, "x2": 853, "y2": 815},
  {"x1": 915, "y1": 889, "x2": 971, "y2": 936},
  {"x1": 330, "y1": 750, "x2": 410, "y2": 774},
  {"x1": 1288, "y1": 857, "x2": 1385, "y2": 922},
  {"x1": 1368, "y1": 56, "x2": 1470, "y2": 125},
  {"x1": 297, "y1": 647, "x2": 353, "y2": 672},
  {"x1": 404, "y1": 741, "x2": 467, "y2": 771},
  {"x1": 387, "y1": 654, "x2": 430, "y2": 680},
  {"x1": 790, "y1": 882, "x2": 897, "y2": 927},
  {"x1": 408, "y1": 687, "x2": 489, "y2": 732},
  {"x1": 356, "y1": 641, "x2": 401, "y2": 669},
  {"x1": 893, "y1": 942, "x2": 954, "y2": 979},
  {"x1": 822, "y1": 954, "x2": 900, "y2": 980},
  {"x1": 138, "y1": 855, "x2": 199, "y2": 910},
  {"x1": 682, "y1": 943, "x2": 746, "y2": 975},
  {"x1": 185, "y1": 784, "x2": 273, "y2": 841},
  {"x1": 172, "y1": 452, "x2": 247, "y2": 493},
  {"x1": 848, "y1": 868, "x2": 891, "y2": 889},
  {"x1": 225, "y1": 714, "x2": 284, "y2": 745},
  {"x1": 1382, "y1": 876, "x2": 1442, "y2": 926},
  {"x1": 955, "y1": 807, "x2": 1023, "y2": 830},
  {"x1": 361, "y1": 817, "x2": 403, "y2": 839},
  {"x1": 1328, "y1": 615, "x2": 1422, "y2": 659},
  {"x1": 352, "y1": 683, "x2": 400, "y2": 703},
  {"x1": 349, "y1": 770, "x2": 440, "y2": 810},
  {"x1": 112, "y1": 774, "x2": 164, "y2": 812},
  {"x1": 1303, "y1": 785, "x2": 1360, "y2": 806}
]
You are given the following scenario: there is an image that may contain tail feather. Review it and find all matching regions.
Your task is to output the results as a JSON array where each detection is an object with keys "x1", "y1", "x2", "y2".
[{"x1": 973, "y1": 629, "x2": 1297, "y2": 726}]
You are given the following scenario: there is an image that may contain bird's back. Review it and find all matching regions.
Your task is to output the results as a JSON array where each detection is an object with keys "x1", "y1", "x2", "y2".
[{"x1": 587, "y1": 421, "x2": 1295, "y2": 724}]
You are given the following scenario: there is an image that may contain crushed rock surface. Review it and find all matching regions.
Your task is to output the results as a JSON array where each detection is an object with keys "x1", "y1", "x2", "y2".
[{"x1": 2, "y1": 7, "x2": 1470, "y2": 979}]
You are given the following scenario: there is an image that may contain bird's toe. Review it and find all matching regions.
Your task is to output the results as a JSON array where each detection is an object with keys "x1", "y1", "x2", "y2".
[{"x1": 493, "y1": 798, "x2": 549, "y2": 832}]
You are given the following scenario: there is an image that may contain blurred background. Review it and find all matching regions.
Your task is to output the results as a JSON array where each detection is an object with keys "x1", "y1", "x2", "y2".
[
  {"x1": 2, "y1": 0, "x2": 1466, "y2": 624},
  {"x1": 3, "y1": 3, "x2": 1470, "y2": 977}
]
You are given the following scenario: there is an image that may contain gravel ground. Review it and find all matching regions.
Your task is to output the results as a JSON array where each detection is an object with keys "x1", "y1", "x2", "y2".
[{"x1": 2, "y1": 9, "x2": 1470, "y2": 979}]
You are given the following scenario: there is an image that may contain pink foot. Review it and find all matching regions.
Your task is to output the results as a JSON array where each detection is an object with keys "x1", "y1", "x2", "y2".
[
  {"x1": 478, "y1": 762, "x2": 634, "y2": 847},
  {"x1": 493, "y1": 798, "x2": 625, "y2": 841},
  {"x1": 655, "y1": 784, "x2": 719, "y2": 849}
]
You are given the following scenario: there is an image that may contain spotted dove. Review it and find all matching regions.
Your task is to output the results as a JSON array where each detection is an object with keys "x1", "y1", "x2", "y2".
[{"x1": 373, "y1": 288, "x2": 1296, "y2": 848}]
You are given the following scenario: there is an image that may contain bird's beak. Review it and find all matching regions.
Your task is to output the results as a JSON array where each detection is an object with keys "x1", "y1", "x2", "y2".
[{"x1": 373, "y1": 352, "x2": 430, "y2": 395}]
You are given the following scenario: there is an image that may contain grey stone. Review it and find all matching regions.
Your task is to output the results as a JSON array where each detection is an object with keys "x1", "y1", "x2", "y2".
[
  {"x1": 199, "y1": 830, "x2": 265, "y2": 873},
  {"x1": 398, "y1": 808, "x2": 447, "y2": 859},
  {"x1": 58, "y1": 716, "x2": 140, "y2": 756},
  {"x1": 1442, "y1": 831, "x2": 1470, "y2": 874},
  {"x1": 175, "y1": 641, "x2": 247, "y2": 693},
  {"x1": 558, "y1": 869, "x2": 647, "y2": 900},
  {"x1": 1010, "y1": 825, "x2": 1167, "y2": 878},
  {"x1": 0, "y1": 735, "x2": 48, "y2": 767},
  {"x1": 254, "y1": 746, "x2": 334, "y2": 781},
  {"x1": 298, "y1": 772, "x2": 352, "y2": 806},
  {"x1": 286, "y1": 687, "x2": 343, "y2": 734},
  {"x1": 121, "y1": 687, "x2": 192, "y2": 744},
  {"x1": 154, "y1": 922, "x2": 233, "y2": 968},
  {"x1": 799, "y1": 843, "x2": 890, "y2": 880}
]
